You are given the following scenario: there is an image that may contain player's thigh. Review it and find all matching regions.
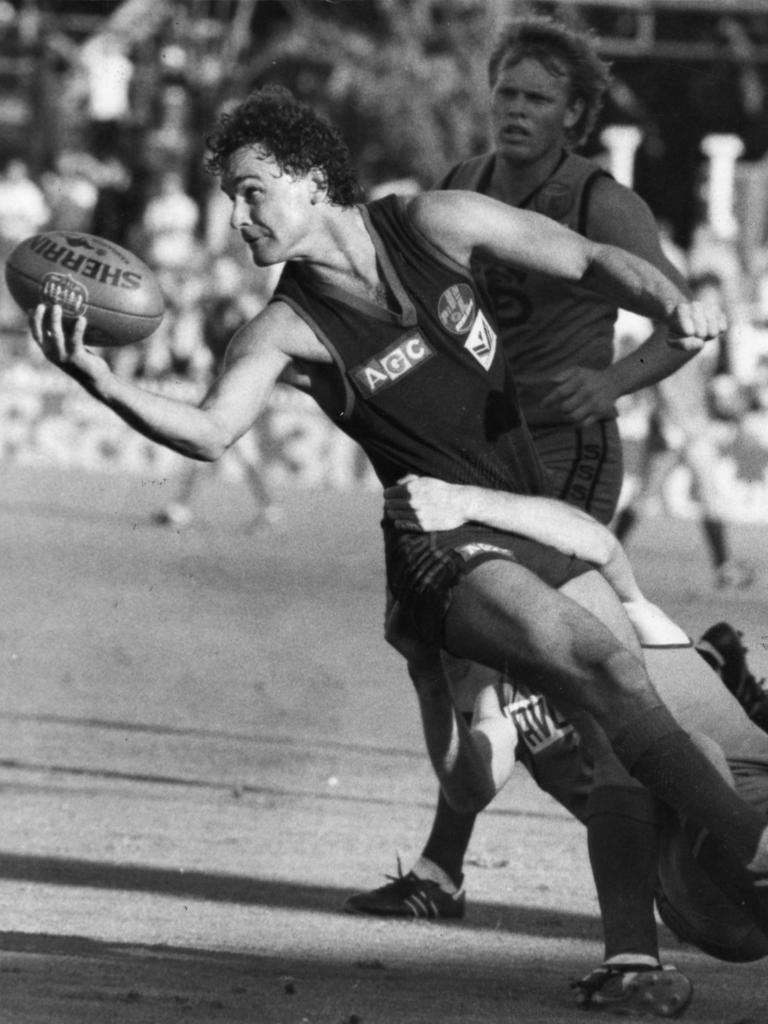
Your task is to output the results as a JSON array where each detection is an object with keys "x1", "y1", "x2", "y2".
[
  {"x1": 532, "y1": 420, "x2": 623, "y2": 525},
  {"x1": 443, "y1": 559, "x2": 643, "y2": 715},
  {"x1": 558, "y1": 567, "x2": 640, "y2": 656}
]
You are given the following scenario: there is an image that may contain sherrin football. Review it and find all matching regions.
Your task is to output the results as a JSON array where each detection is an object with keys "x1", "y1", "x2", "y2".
[{"x1": 5, "y1": 231, "x2": 164, "y2": 346}]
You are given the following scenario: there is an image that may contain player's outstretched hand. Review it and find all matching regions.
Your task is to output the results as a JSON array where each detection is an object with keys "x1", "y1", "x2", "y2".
[
  {"x1": 667, "y1": 299, "x2": 728, "y2": 352},
  {"x1": 30, "y1": 303, "x2": 110, "y2": 386},
  {"x1": 384, "y1": 474, "x2": 472, "y2": 531}
]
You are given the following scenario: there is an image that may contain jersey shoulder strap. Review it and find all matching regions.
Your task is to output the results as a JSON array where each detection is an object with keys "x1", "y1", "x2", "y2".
[
  {"x1": 435, "y1": 153, "x2": 495, "y2": 192},
  {"x1": 525, "y1": 153, "x2": 611, "y2": 235}
]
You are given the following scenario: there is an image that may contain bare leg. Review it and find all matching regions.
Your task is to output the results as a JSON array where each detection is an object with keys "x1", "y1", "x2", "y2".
[{"x1": 442, "y1": 559, "x2": 768, "y2": 871}]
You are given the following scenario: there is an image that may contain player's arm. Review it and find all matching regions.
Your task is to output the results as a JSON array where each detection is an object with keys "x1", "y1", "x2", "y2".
[
  {"x1": 384, "y1": 474, "x2": 642, "y2": 602},
  {"x1": 385, "y1": 475, "x2": 691, "y2": 646},
  {"x1": 29, "y1": 300, "x2": 311, "y2": 461},
  {"x1": 583, "y1": 179, "x2": 697, "y2": 391},
  {"x1": 540, "y1": 181, "x2": 700, "y2": 424},
  {"x1": 408, "y1": 190, "x2": 724, "y2": 348}
]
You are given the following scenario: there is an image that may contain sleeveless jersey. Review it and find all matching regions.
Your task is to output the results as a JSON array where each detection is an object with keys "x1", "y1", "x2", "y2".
[
  {"x1": 271, "y1": 193, "x2": 551, "y2": 497},
  {"x1": 438, "y1": 152, "x2": 618, "y2": 426}
]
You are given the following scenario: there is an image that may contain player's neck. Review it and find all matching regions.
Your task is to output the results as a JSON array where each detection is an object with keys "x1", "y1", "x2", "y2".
[
  {"x1": 301, "y1": 206, "x2": 390, "y2": 306},
  {"x1": 490, "y1": 147, "x2": 565, "y2": 206}
]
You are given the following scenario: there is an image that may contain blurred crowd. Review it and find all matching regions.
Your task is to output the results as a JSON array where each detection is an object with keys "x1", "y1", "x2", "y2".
[
  {"x1": 4, "y1": 145, "x2": 768, "y2": 420},
  {"x1": 1, "y1": 6, "x2": 768, "y2": 418},
  {"x1": 0, "y1": 1, "x2": 274, "y2": 382}
]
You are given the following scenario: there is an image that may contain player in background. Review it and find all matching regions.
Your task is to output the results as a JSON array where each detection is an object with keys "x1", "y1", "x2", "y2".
[
  {"x1": 30, "y1": 88, "x2": 768, "y2": 1006},
  {"x1": 614, "y1": 271, "x2": 756, "y2": 592}
]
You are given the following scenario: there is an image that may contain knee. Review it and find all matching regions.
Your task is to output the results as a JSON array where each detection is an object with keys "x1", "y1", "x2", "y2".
[
  {"x1": 572, "y1": 640, "x2": 646, "y2": 702},
  {"x1": 597, "y1": 644, "x2": 647, "y2": 693}
]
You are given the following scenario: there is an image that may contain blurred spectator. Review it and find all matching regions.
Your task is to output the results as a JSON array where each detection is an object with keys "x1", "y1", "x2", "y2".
[
  {"x1": 79, "y1": 30, "x2": 135, "y2": 160},
  {"x1": 752, "y1": 249, "x2": 768, "y2": 326},
  {"x1": 144, "y1": 83, "x2": 196, "y2": 174},
  {"x1": 89, "y1": 153, "x2": 133, "y2": 247},
  {"x1": 153, "y1": 255, "x2": 282, "y2": 530},
  {"x1": 614, "y1": 273, "x2": 754, "y2": 590},
  {"x1": 140, "y1": 170, "x2": 200, "y2": 272},
  {"x1": 0, "y1": 157, "x2": 50, "y2": 243},
  {"x1": 121, "y1": 170, "x2": 205, "y2": 380},
  {"x1": 0, "y1": 158, "x2": 50, "y2": 332},
  {"x1": 41, "y1": 150, "x2": 99, "y2": 233}
]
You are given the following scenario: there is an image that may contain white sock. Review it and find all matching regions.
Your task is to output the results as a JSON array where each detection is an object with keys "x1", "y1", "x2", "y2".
[
  {"x1": 411, "y1": 856, "x2": 459, "y2": 894},
  {"x1": 604, "y1": 953, "x2": 660, "y2": 970}
]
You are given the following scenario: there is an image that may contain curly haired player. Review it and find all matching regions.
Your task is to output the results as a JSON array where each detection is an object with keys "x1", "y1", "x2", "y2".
[{"x1": 29, "y1": 85, "x2": 768, "y2": 1018}]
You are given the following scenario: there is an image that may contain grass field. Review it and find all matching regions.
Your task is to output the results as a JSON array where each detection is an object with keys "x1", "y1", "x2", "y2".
[{"x1": 2, "y1": 464, "x2": 768, "y2": 1023}]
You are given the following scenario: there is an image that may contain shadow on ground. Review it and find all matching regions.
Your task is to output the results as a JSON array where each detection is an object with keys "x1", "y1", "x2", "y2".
[{"x1": 0, "y1": 852, "x2": 602, "y2": 944}]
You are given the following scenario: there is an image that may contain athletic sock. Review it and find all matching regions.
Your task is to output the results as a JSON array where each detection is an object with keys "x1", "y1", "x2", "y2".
[
  {"x1": 603, "y1": 954, "x2": 660, "y2": 969},
  {"x1": 586, "y1": 788, "x2": 661, "y2": 963},
  {"x1": 420, "y1": 711, "x2": 476, "y2": 889},
  {"x1": 421, "y1": 785, "x2": 475, "y2": 889},
  {"x1": 411, "y1": 856, "x2": 460, "y2": 894},
  {"x1": 609, "y1": 705, "x2": 766, "y2": 868}
]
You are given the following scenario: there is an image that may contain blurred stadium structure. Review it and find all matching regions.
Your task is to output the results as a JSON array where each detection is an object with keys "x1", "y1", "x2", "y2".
[
  {"x1": 2, "y1": 0, "x2": 768, "y2": 241},
  {"x1": 2, "y1": 0, "x2": 768, "y2": 520}
]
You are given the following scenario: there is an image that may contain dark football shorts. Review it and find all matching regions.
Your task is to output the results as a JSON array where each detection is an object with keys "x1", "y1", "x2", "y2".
[
  {"x1": 531, "y1": 418, "x2": 623, "y2": 526},
  {"x1": 383, "y1": 520, "x2": 591, "y2": 645}
]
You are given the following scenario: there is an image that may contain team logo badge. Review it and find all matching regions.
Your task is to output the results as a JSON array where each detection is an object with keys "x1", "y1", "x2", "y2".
[
  {"x1": 463, "y1": 310, "x2": 497, "y2": 370},
  {"x1": 503, "y1": 685, "x2": 575, "y2": 754},
  {"x1": 438, "y1": 283, "x2": 476, "y2": 335},
  {"x1": 531, "y1": 181, "x2": 574, "y2": 221},
  {"x1": 40, "y1": 272, "x2": 88, "y2": 316},
  {"x1": 350, "y1": 331, "x2": 435, "y2": 396}
]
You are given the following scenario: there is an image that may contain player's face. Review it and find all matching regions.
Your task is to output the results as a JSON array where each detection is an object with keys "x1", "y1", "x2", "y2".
[
  {"x1": 489, "y1": 56, "x2": 583, "y2": 166},
  {"x1": 222, "y1": 146, "x2": 318, "y2": 266}
]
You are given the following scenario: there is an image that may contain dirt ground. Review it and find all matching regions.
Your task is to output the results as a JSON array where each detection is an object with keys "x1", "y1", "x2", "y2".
[{"x1": 2, "y1": 465, "x2": 768, "y2": 1023}]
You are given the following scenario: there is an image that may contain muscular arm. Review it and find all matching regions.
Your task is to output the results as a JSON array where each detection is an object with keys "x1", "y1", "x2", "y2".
[
  {"x1": 30, "y1": 300, "x2": 326, "y2": 460},
  {"x1": 385, "y1": 474, "x2": 692, "y2": 645},
  {"x1": 408, "y1": 191, "x2": 723, "y2": 344},
  {"x1": 584, "y1": 178, "x2": 697, "y2": 395},
  {"x1": 384, "y1": 474, "x2": 642, "y2": 601},
  {"x1": 542, "y1": 183, "x2": 700, "y2": 424}
]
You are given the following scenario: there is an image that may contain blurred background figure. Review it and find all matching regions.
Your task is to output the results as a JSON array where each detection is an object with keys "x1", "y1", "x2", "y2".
[
  {"x1": 41, "y1": 149, "x2": 99, "y2": 233},
  {"x1": 152, "y1": 255, "x2": 283, "y2": 531},
  {"x1": 78, "y1": 29, "x2": 134, "y2": 161},
  {"x1": 0, "y1": 157, "x2": 50, "y2": 340},
  {"x1": 140, "y1": 169, "x2": 200, "y2": 272},
  {"x1": 614, "y1": 272, "x2": 755, "y2": 591},
  {"x1": 126, "y1": 169, "x2": 205, "y2": 381}
]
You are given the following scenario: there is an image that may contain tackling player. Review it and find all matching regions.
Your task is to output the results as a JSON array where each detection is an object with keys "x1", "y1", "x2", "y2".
[{"x1": 382, "y1": 473, "x2": 768, "y2": 979}]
